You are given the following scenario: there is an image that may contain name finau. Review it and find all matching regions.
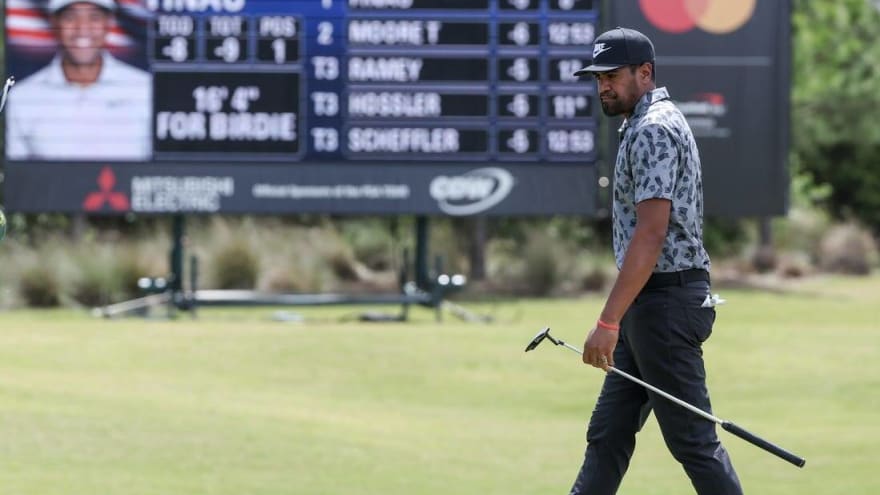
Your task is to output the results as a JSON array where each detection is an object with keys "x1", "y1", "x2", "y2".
[{"x1": 148, "y1": 0, "x2": 246, "y2": 12}]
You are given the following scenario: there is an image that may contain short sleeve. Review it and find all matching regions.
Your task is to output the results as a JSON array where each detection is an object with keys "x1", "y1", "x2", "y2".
[
  {"x1": 5, "y1": 98, "x2": 29, "y2": 160},
  {"x1": 629, "y1": 124, "x2": 679, "y2": 204}
]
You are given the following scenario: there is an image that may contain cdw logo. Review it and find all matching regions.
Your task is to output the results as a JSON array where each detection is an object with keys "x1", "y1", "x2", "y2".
[
  {"x1": 83, "y1": 167, "x2": 130, "y2": 212},
  {"x1": 429, "y1": 167, "x2": 514, "y2": 216}
]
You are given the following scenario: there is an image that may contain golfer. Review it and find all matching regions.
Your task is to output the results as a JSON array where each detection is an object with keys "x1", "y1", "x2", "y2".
[
  {"x1": 570, "y1": 28, "x2": 743, "y2": 494},
  {"x1": 5, "y1": 0, "x2": 151, "y2": 161}
]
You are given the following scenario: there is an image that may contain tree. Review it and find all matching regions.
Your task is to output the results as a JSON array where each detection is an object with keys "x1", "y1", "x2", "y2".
[{"x1": 791, "y1": 0, "x2": 880, "y2": 230}]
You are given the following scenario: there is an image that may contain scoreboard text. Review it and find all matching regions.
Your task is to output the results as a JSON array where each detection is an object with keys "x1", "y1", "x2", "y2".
[{"x1": 149, "y1": 0, "x2": 599, "y2": 162}]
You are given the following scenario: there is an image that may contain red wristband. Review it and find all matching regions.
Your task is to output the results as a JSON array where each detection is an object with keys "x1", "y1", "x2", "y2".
[{"x1": 596, "y1": 319, "x2": 620, "y2": 332}]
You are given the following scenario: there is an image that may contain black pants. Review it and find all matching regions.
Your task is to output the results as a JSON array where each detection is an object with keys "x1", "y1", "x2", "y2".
[{"x1": 569, "y1": 279, "x2": 743, "y2": 495}]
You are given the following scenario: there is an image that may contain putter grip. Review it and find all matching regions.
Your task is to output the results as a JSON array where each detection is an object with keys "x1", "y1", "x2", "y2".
[{"x1": 721, "y1": 421, "x2": 806, "y2": 468}]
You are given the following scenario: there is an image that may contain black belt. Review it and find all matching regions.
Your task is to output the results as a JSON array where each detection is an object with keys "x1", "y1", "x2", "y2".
[{"x1": 642, "y1": 268, "x2": 710, "y2": 291}]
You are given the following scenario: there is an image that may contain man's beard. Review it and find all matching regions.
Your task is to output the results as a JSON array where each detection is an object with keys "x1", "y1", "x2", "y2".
[{"x1": 600, "y1": 97, "x2": 628, "y2": 116}]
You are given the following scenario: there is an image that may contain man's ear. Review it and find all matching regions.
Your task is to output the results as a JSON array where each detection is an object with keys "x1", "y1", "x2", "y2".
[{"x1": 639, "y1": 63, "x2": 652, "y2": 83}]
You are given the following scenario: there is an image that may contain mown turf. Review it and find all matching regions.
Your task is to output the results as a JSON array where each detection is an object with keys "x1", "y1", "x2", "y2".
[{"x1": 0, "y1": 275, "x2": 877, "y2": 494}]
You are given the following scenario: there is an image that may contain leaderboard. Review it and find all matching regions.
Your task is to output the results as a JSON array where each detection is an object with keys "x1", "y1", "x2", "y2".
[{"x1": 149, "y1": 0, "x2": 598, "y2": 163}]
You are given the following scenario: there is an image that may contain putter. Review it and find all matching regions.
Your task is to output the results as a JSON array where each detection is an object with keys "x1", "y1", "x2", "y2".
[
  {"x1": 0, "y1": 77, "x2": 14, "y2": 114},
  {"x1": 525, "y1": 327, "x2": 806, "y2": 468}
]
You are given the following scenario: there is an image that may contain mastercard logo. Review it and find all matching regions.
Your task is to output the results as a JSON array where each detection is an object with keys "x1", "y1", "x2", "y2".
[{"x1": 638, "y1": 0, "x2": 757, "y2": 35}]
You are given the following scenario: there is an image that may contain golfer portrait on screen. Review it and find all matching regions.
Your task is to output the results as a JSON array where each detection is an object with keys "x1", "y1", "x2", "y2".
[{"x1": 5, "y1": 0, "x2": 151, "y2": 161}]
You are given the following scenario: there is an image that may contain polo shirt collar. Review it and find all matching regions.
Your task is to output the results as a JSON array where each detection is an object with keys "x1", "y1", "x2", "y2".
[
  {"x1": 44, "y1": 51, "x2": 119, "y2": 86},
  {"x1": 619, "y1": 87, "x2": 671, "y2": 133}
]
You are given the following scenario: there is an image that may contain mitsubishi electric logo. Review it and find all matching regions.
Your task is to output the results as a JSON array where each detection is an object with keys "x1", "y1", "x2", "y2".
[
  {"x1": 429, "y1": 167, "x2": 514, "y2": 216},
  {"x1": 83, "y1": 167, "x2": 130, "y2": 212}
]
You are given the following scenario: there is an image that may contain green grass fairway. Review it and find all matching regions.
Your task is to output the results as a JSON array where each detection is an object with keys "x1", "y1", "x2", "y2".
[{"x1": 1, "y1": 275, "x2": 878, "y2": 494}]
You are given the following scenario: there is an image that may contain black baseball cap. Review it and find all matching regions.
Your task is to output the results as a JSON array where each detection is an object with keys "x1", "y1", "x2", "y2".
[{"x1": 573, "y1": 27, "x2": 655, "y2": 76}]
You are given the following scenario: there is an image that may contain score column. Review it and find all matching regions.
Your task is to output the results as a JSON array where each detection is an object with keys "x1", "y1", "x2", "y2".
[
  {"x1": 545, "y1": 0, "x2": 598, "y2": 161},
  {"x1": 496, "y1": 0, "x2": 543, "y2": 158}
]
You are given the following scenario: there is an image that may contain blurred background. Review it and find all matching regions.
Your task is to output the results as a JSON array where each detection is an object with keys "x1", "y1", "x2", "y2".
[
  {"x1": 0, "y1": 2, "x2": 879, "y2": 495},
  {"x1": 0, "y1": 0, "x2": 880, "y2": 308}
]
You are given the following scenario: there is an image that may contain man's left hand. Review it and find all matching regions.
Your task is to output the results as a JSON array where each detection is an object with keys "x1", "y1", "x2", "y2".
[{"x1": 583, "y1": 326, "x2": 617, "y2": 370}]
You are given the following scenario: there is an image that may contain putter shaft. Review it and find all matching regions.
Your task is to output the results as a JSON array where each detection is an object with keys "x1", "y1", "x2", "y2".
[
  {"x1": 555, "y1": 338, "x2": 720, "y2": 424},
  {"x1": 539, "y1": 331, "x2": 806, "y2": 468}
]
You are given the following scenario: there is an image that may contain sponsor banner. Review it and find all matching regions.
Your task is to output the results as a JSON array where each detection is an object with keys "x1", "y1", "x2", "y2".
[
  {"x1": 3, "y1": 162, "x2": 597, "y2": 216},
  {"x1": 609, "y1": 0, "x2": 790, "y2": 217}
]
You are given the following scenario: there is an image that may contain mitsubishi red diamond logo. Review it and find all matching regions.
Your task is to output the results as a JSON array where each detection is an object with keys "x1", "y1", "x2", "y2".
[{"x1": 82, "y1": 167, "x2": 130, "y2": 212}]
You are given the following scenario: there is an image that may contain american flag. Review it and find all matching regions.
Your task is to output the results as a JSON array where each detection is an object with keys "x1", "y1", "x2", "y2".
[{"x1": 6, "y1": 0, "x2": 151, "y2": 55}]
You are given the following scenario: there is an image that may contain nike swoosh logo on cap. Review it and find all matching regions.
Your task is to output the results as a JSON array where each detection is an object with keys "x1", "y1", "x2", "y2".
[{"x1": 593, "y1": 43, "x2": 612, "y2": 58}]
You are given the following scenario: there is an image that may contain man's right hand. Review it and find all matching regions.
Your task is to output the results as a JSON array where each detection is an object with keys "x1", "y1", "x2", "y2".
[{"x1": 583, "y1": 325, "x2": 617, "y2": 371}]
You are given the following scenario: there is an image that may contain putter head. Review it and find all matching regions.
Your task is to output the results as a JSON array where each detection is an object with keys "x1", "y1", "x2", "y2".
[{"x1": 525, "y1": 327, "x2": 552, "y2": 352}]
